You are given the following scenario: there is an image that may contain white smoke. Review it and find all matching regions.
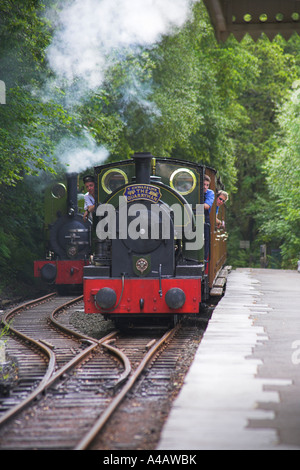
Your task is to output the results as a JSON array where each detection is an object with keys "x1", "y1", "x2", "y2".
[
  {"x1": 55, "y1": 131, "x2": 109, "y2": 173},
  {"x1": 47, "y1": 0, "x2": 195, "y2": 91},
  {"x1": 46, "y1": 0, "x2": 196, "y2": 171}
]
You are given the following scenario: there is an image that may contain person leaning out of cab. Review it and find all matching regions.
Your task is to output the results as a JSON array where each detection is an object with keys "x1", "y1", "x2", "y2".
[
  {"x1": 215, "y1": 190, "x2": 228, "y2": 229},
  {"x1": 83, "y1": 175, "x2": 95, "y2": 221}
]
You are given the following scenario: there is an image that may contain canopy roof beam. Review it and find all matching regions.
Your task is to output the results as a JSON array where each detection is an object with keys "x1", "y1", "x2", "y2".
[{"x1": 203, "y1": 0, "x2": 300, "y2": 41}]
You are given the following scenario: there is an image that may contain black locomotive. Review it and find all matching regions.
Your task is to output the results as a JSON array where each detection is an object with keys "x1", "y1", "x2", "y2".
[
  {"x1": 83, "y1": 152, "x2": 228, "y2": 322},
  {"x1": 34, "y1": 173, "x2": 92, "y2": 290},
  {"x1": 34, "y1": 153, "x2": 228, "y2": 317}
]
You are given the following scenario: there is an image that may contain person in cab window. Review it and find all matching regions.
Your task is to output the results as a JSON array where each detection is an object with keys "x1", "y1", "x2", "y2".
[
  {"x1": 83, "y1": 175, "x2": 95, "y2": 221},
  {"x1": 204, "y1": 175, "x2": 215, "y2": 263},
  {"x1": 216, "y1": 190, "x2": 228, "y2": 228}
]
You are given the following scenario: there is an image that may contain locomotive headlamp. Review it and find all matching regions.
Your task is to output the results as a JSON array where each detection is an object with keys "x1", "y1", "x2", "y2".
[
  {"x1": 102, "y1": 169, "x2": 128, "y2": 194},
  {"x1": 40, "y1": 263, "x2": 57, "y2": 282},
  {"x1": 95, "y1": 287, "x2": 117, "y2": 310},
  {"x1": 165, "y1": 288, "x2": 186, "y2": 310},
  {"x1": 170, "y1": 169, "x2": 196, "y2": 195},
  {"x1": 51, "y1": 183, "x2": 66, "y2": 199}
]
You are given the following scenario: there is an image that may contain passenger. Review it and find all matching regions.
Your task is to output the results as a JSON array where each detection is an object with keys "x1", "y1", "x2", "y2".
[
  {"x1": 216, "y1": 191, "x2": 228, "y2": 228},
  {"x1": 204, "y1": 175, "x2": 215, "y2": 212},
  {"x1": 83, "y1": 175, "x2": 95, "y2": 221},
  {"x1": 204, "y1": 175, "x2": 215, "y2": 263}
]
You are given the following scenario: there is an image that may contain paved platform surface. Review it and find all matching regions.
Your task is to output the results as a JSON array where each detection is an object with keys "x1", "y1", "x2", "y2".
[{"x1": 157, "y1": 268, "x2": 300, "y2": 450}]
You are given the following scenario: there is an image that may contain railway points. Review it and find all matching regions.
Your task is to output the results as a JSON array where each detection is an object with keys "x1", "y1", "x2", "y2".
[{"x1": 157, "y1": 267, "x2": 300, "y2": 450}]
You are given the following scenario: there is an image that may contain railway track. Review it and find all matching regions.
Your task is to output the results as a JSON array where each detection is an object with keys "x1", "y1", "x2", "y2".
[
  {"x1": 0, "y1": 294, "x2": 195, "y2": 450},
  {"x1": 0, "y1": 294, "x2": 113, "y2": 426}
]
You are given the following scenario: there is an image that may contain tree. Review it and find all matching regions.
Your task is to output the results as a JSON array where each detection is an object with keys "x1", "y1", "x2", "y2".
[
  {"x1": 0, "y1": 1, "x2": 84, "y2": 188},
  {"x1": 0, "y1": 0, "x2": 77, "y2": 290},
  {"x1": 259, "y1": 83, "x2": 300, "y2": 267},
  {"x1": 223, "y1": 34, "x2": 298, "y2": 267}
]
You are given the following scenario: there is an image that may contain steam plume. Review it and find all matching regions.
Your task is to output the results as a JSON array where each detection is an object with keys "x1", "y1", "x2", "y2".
[{"x1": 46, "y1": 0, "x2": 196, "y2": 171}]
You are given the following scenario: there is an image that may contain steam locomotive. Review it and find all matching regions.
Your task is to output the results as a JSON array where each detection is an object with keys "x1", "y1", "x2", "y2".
[
  {"x1": 83, "y1": 153, "x2": 228, "y2": 324},
  {"x1": 34, "y1": 153, "x2": 228, "y2": 323},
  {"x1": 34, "y1": 173, "x2": 92, "y2": 292}
]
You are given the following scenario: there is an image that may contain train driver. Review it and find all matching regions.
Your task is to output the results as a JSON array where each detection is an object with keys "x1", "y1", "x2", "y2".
[{"x1": 83, "y1": 175, "x2": 95, "y2": 221}]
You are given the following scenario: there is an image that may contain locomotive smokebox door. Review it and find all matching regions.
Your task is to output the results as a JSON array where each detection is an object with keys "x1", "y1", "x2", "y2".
[
  {"x1": 111, "y1": 152, "x2": 175, "y2": 278},
  {"x1": 111, "y1": 199, "x2": 175, "y2": 277}
]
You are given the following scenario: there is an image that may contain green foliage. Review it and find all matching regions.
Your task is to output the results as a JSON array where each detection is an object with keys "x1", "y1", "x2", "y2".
[
  {"x1": 0, "y1": 87, "x2": 77, "y2": 186},
  {"x1": 260, "y1": 84, "x2": 300, "y2": 267},
  {"x1": 78, "y1": 2, "x2": 240, "y2": 191},
  {"x1": 0, "y1": 0, "x2": 79, "y2": 187},
  {"x1": 223, "y1": 34, "x2": 299, "y2": 266},
  {"x1": 2, "y1": 0, "x2": 300, "y2": 288},
  {"x1": 0, "y1": 179, "x2": 45, "y2": 290}
]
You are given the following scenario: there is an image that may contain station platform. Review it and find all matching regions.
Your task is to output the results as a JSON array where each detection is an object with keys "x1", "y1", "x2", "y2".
[{"x1": 157, "y1": 268, "x2": 300, "y2": 450}]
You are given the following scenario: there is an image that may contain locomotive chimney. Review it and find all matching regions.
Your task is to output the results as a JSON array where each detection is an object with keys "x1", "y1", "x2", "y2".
[
  {"x1": 132, "y1": 152, "x2": 153, "y2": 184},
  {"x1": 66, "y1": 172, "x2": 78, "y2": 216}
]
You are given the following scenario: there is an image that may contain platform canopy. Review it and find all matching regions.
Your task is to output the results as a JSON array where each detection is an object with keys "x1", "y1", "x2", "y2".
[{"x1": 203, "y1": 0, "x2": 300, "y2": 41}]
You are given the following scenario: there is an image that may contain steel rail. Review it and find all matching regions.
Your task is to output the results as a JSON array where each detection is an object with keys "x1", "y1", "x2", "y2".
[
  {"x1": 1, "y1": 293, "x2": 180, "y2": 448},
  {"x1": 39, "y1": 329, "x2": 118, "y2": 391},
  {"x1": 75, "y1": 323, "x2": 181, "y2": 450},
  {"x1": 102, "y1": 339, "x2": 132, "y2": 387},
  {"x1": 0, "y1": 294, "x2": 119, "y2": 427},
  {"x1": 0, "y1": 294, "x2": 58, "y2": 426},
  {"x1": 49, "y1": 294, "x2": 90, "y2": 340},
  {"x1": 1, "y1": 293, "x2": 58, "y2": 385}
]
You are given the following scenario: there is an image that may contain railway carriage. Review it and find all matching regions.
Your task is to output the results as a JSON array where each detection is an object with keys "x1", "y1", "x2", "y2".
[{"x1": 204, "y1": 167, "x2": 228, "y2": 295}]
